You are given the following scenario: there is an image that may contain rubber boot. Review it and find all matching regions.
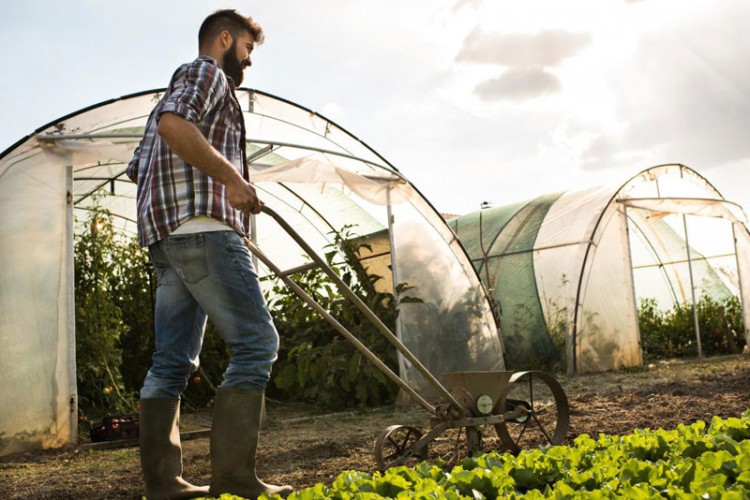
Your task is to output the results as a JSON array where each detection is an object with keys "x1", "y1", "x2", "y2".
[
  {"x1": 209, "y1": 388, "x2": 293, "y2": 499},
  {"x1": 139, "y1": 398, "x2": 209, "y2": 500}
]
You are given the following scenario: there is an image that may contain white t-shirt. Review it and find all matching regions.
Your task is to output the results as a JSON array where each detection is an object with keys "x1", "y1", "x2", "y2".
[{"x1": 171, "y1": 216, "x2": 232, "y2": 235}]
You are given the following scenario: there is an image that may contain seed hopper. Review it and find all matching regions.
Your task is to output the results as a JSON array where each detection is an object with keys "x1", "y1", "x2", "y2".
[{"x1": 250, "y1": 206, "x2": 570, "y2": 469}]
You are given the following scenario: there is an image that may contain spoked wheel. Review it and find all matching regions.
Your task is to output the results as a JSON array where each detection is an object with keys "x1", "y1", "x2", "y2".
[
  {"x1": 494, "y1": 371, "x2": 569, "y2": 453},
  {"x1": 374, "y1": 425, "x2": 427, "y2": 469}
]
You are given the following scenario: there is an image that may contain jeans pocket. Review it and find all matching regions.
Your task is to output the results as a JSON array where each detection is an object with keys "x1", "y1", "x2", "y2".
[{"x1": 165, "y1": 233, "x2": 209, "y2": 284}]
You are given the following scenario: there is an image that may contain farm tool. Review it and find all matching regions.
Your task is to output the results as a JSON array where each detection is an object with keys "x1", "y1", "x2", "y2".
[{"x1": 249, "y1": 206, "x2": 570, "y2": 469}]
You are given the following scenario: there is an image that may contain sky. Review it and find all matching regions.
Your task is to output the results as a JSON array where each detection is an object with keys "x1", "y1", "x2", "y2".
[{"x1": 2, "y1": 0, "x2": 750, "y2": 216}]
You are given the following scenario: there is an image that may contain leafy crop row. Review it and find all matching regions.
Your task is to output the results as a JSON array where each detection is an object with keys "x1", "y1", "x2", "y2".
[{"x1": 250, "y1": 411, "x2": 750, "y2": 499}]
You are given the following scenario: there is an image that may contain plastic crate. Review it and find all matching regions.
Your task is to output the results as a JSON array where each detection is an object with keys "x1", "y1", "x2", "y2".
[{"x1": 89, "y1": 414, "x2": 140, "y2": 442}]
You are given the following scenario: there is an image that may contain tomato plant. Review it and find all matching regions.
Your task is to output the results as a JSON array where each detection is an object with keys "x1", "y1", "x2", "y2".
[
  {"x1": 639, "y1": 295, "x2": 745, "y2": 360},
  {"x1": 265, "y1": 225, "x2": 419, "y2": 410},
  {"x1": 74, "y1": 205, "x2": 140, "y2": 417}
]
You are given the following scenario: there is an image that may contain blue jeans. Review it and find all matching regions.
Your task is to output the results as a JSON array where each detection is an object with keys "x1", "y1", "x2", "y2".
[{"x1": 140, "y1": 231, "x2": 279, "y2": 399}]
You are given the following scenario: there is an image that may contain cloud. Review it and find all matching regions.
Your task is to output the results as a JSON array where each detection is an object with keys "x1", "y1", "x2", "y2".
[
  {"x1": 578, "y1": 13, "x2": 750, "y2": 172},
  {"x1": 452, "y1": 0, "x2": 481, "y2": 13},
  {"x1": 578, "y1": 131, "x2": 655, "y2": 171},
  {"x1": 456, "y1": 28, "x2": 592, "y2": 67},
  {"x1": 474, "y1": 67, "x2": 561, "y2": 101},
  {"x1": 580, "y1": 135, "x2": 620, "y2": 170}
]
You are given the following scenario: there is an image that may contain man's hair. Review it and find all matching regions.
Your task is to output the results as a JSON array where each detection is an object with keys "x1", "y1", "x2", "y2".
[{"x1": 198, "y1": 9, "x2": 265, "y2": 48}]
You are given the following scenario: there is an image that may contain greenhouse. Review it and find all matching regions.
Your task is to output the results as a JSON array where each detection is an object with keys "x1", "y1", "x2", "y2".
[
  {"x1": 0, "y1": 89, "x2": 503, "y2": 455},
  {"x1": 448, "y1": 164, "x2": 750, "y2": 374}
]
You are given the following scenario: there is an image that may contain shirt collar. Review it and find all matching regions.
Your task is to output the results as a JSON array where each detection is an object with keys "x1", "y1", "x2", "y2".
[{"x1": 195, "y1": 55, "x2": 236, "y2": 89}]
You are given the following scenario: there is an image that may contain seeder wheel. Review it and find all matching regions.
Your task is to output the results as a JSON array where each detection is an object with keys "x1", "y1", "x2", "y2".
[
  {"x1": 494, "y1": 371, "x2": 569, "y2": 453},
  {"x1": 374, "y1": 425, "x2": 427, "y2": 469}
]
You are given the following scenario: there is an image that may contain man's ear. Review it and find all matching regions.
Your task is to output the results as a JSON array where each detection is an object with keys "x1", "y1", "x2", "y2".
[{"x1": 218, "y1": 30, "x2": 233, "y2": 50}]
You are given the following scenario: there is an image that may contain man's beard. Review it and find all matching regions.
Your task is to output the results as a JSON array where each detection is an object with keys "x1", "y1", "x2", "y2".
[{"x1": 222, "y1": 39, "x2": 245, "y2": 85}]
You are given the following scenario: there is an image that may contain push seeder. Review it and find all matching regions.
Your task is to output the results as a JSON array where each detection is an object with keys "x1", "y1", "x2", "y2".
[{"x1": 249, "y1": 206, "x2": 570, "y2": 469}]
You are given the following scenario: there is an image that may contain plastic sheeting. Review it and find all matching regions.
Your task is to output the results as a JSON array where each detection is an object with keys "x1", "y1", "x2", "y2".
[
  {"x1": 390, "y1": 198, "x2": 504, "y2": 395},
  {"x1": 0, "y1": 88, "x2": 502, "y2": 454},
  {"x1": 534, "y1": 186, "x2": 615, "y2": 371},
  {"x1": 575, "y1": 205, "x2": 641, "y2": 371},
  {"x1": 620, "y1": 197, "x2": 747, "y2": 224},
  {"x1": 0, "y1": 156, "x2": 75, "y2": 456},
  {"x1": 448, "y1": 194, "x2": 563, "y2": 369},
  {"x1": 734, "y1": 225, "x2": 750, "y2": 350},
  {"x1": 248, "y1": 153, "x2": 416, "y2": 206},
  {"x1": 448, "y1": 164, "x2": 750, "y2": 374}
]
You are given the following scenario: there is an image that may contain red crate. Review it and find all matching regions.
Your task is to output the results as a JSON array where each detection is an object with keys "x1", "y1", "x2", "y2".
[{"x1": 89, "y1": 414, "x2": 139, "y2": 442}]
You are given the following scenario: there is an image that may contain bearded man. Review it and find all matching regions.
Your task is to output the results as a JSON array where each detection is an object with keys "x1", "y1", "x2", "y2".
[{"x1": 127, "y1": 9, "x2": 292, "y2": 500}]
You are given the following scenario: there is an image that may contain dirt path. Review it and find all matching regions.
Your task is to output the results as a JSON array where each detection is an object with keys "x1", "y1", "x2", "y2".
[{"x1": 2, "y1": 355, "x2": 749, "y2": 499}]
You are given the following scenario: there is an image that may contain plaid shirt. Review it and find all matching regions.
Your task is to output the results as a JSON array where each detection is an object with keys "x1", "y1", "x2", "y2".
[{"x1": 127, "y1": 56, "x2": 248, "y2": 247}]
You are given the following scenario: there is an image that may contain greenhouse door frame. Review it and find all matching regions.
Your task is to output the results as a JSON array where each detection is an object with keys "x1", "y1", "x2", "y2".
[{"x1": 625, "y1": 205, "x2": 749, "y2": 362}]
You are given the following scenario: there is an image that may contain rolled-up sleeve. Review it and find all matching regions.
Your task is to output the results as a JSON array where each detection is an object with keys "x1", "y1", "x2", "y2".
[
  {"x1": 126, "y1": 146, "x2": 140, "y2": 182},
  {"x1": 159, "y1": 59, "x2": 223, "y2": 124}
]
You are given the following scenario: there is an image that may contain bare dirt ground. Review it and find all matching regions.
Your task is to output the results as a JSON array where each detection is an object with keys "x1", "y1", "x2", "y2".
[{"x1": 2, "y1": 355, "x2": 749, "y2": 499}]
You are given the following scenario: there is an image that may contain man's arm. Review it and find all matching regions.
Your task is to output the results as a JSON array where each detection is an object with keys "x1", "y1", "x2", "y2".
[{"x1": 157, "y1": 112, "x2": 261, "y2": 214}]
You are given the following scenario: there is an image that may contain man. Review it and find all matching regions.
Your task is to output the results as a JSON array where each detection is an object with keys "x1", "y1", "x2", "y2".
[{"x1": 127, "y1": 9, "x2": 292, "y2": 500}]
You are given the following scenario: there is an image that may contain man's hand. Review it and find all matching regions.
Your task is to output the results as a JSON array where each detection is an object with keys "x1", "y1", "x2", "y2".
[{"x1": 226, "y1": 178, "x2": 262, "y2": 215}]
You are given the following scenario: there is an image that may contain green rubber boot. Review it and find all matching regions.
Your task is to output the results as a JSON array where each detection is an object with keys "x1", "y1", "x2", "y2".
[
  {"x1": 209, "y1": 388, "x2": 293, "y2": 499},
  {"x1": 139, "y1": 398, "x2": 209, "y2": 499}
]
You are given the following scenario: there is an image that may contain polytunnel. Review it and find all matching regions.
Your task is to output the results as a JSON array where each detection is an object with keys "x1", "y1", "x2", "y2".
[
  {"x1": 0, "y1": 88, "x2": 503, "y2": 456},
  {"x1": 448, "y1": 164, "x2": 750, "y2": 374}
]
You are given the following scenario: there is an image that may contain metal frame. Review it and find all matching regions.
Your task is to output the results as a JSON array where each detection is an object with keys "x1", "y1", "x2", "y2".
[{"x1": 35, "y1": 133, "x2": 397, "y2": 175}]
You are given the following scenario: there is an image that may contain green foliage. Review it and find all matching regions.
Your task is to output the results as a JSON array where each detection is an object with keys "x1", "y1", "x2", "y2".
[
  {"x1": 502, "y1": 274, "x2": 569, "y2": 372},
  {"x1": 265, "y1": 226, "x2": 409, "y2": 410},
  {"x1": 639, "y1": 295, "x2": 745, "y2": 360},
  {"x1": 543, "y1": 275, "x2": 570, "y2": 373},
  {"x1": 75, "y1": 204, "x2": 227, "y2": 415},
  {"x1": 256, "y1": 411, "x2": 750, "y2": 500},
  {"x1": 74, "y1": 207, "x2": 149, "y2": 416},
  {"x1": 112, "y1": 227, "x2": 156, "y2": 402}
]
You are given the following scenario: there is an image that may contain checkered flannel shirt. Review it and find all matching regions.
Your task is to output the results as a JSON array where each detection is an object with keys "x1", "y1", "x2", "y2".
[{"x1": 127, "y1": 56, "x2": 248, "y2": 248}]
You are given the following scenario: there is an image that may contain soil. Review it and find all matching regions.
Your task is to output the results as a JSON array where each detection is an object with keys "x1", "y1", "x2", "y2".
[{"x1": 2, "y1": 355, "x2": 749, "y2": 499}]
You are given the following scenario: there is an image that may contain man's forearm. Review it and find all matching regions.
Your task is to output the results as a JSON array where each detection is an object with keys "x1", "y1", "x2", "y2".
[{"x1": 157, "y1": 112, "x2": 244, "y2": 188}]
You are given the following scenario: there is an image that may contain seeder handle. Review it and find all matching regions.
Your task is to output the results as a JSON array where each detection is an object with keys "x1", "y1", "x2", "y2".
[{"x1": 251, "y1": 205, "x2": 466, "y2": 418}]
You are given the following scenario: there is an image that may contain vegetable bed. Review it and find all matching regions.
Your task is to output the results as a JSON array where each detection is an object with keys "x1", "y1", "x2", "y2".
[{"x1": 257, "y1": 411, "x2": 750, "y2": 499}]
